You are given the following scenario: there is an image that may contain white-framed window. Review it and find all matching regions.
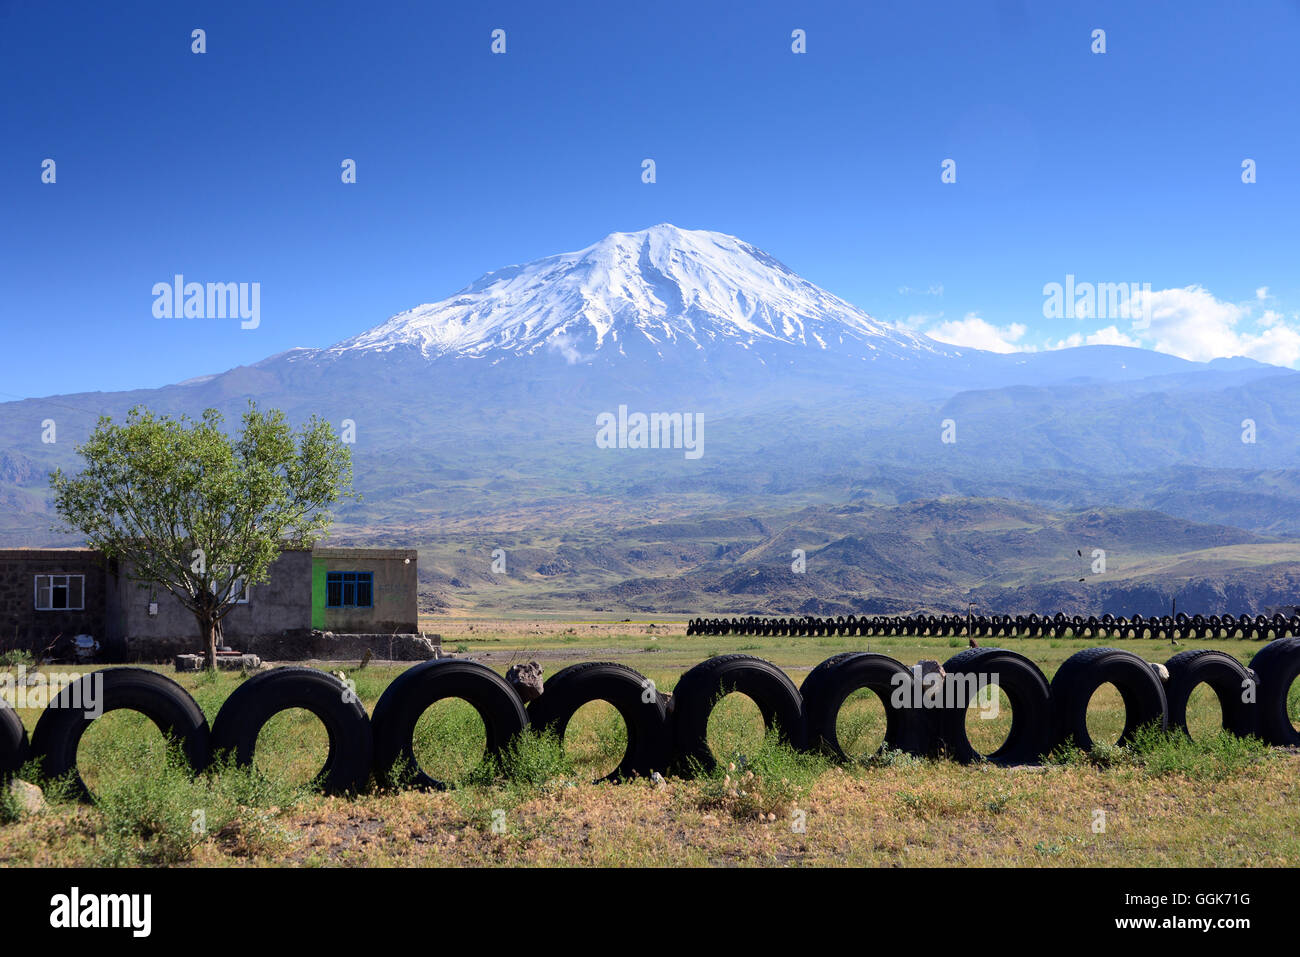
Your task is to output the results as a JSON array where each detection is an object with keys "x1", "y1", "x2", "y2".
[
  {"x1": 35, "y1": 574, "x2": 85, "y2": 611},
  {"x1": 210, "y1": 571, "x2": 249, "y2": 604}
]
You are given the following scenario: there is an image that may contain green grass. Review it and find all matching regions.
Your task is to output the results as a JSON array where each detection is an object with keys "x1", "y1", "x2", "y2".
[
  {"x1": 561, "y1": 700, "x2": 628, "y2": 781},
  {"x1": 411, "y1": 699, "x2": 489, "y2": 786},
  {"x1": 433, "y1": 624, "x2": 1263, "y2": 682},
  {"x1": 964, "y1": 684, "x2": 1013, "y2": 754},
  {"x1": 835, "y1": 688, "x2": 889, "y2": 759}
]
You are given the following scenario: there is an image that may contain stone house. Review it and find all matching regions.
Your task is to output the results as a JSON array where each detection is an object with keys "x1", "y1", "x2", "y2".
[{"x1": 0, "y1": 545, "x2": 426, "y2": 662}]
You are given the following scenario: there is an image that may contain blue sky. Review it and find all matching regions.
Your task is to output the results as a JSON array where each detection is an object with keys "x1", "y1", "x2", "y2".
[{"x1": 3, "y1": 0, "x2": 1299, "y2": 398}]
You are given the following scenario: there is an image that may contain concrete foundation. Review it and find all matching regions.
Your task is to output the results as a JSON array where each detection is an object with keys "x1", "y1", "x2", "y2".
[{"x1": 143, "y1": 629, "x2": 442, "y2": 664}]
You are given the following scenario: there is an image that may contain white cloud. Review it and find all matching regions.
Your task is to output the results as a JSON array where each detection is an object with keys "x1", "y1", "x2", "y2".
[
  {"x1": 1084, "y1": 324, "x2": 1140, "y2": 347},
  {"x1": 546, "y1": 333, "x2": 594, "y2": 364},
  {"x1": 1046, "y1": 325, "x2": 1140, "y2": 350},
  {"x1": 921, "y1": 285, "x2": 1298, "y2": 366},
  {"x1": 925, "y1": 313, "x2": 1028, "y2": 354},
  {"x1": 1242, "y1": 325, "x2": 1300, "y2": 366},
  {"x1": 1129, "y1": 285, "x2": 1300, "y2": 366},
  {"x1": 1047, "y1": 333, "x2": 1083, "y2": 350}
]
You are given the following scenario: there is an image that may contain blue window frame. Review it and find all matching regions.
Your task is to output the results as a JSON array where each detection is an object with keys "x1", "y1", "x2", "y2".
[{"x1": 326, "y1": 571, "x2": 373, "y2": 608}]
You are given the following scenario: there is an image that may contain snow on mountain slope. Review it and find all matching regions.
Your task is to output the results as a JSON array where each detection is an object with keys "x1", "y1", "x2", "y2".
[{"x1": 326, "y1": 224, "x2": 957, "y2": 364}]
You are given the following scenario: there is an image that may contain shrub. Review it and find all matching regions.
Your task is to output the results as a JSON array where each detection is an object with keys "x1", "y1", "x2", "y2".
[
  {"x1": 687, "y1": 731, "x2": 828, "y2": 820},
  {"x1": 1126, "y1": 725, "x2": 1272, "y2": 780},
  {"x1": 1045, "y1": 724, "x2": 1273, "y2": 780},
  {"x1": 463, "y1": 728, "x2": 573, "y2": 790},
  {"x1": 91, "y1": 750, "x2": 306, "y2": 865},
  {"x1": 0, "y1": 649, "x2": 34, "y2": 668}
]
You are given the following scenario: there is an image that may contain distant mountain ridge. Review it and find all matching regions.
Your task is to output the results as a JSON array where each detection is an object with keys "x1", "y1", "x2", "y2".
[{"x1": 411, "y1": 498, "x2": 1300, "y2": 618}]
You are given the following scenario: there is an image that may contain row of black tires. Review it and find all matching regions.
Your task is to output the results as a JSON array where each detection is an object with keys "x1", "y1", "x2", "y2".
[
  {"x1": 688, "y1": 611, "x2": 1300, "y2": 641},
  {"x1": 3, "y1": 639, "x2": 1300, "y2": 799}
]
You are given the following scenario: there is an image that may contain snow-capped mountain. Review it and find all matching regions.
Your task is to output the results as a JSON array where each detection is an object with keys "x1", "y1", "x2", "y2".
[
  {"x1": 258, "y1": 222, "x2": 1282, "y2": 408},
  {"x1": 324, "y1": 224, "x2": 957, "y2": 365}
]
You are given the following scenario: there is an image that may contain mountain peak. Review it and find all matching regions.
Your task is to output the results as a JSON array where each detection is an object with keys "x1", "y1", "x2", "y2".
[{"x1": 327, "y1": 225, "x2": 953, "y2": 364}]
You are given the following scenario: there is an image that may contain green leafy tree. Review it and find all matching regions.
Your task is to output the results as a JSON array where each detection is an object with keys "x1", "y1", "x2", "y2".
[{"x1": 50, "y1": 402, "x2": 355, "y2": 669}]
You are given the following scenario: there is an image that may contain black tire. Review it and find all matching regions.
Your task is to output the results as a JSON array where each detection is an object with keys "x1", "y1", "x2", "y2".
[
  {"x1": 1, "y1": 700, "x2": 27, "y2": 780},
  {"x1": 371, "y1": 659, "x2": 527, "y2": 790},
  {"x1": 527, "y1": 661, "x2": 668, "y2": 781},
  {"x1": 1050, "y1": 648, "x2": 1168, "y2": 751},
  {"x1": 797, "y1": 652, "x2": 867, "y2": 721},
  {"x1": 801, "y1": 653, "x2": 931, "y2": 759},
  {"x1": 938, "y1": 648, "x2": 1053, "y2": 764},
  {"x1": 211, "y1": 666, "x2": 371, "y2": 796},
  {"x1": 1248, "y1": 638, "x2": 1300, "y2": 746},
  {"x1": 668, "y1": 654, "x2": 803, "y2": 774},
  {"x1": 29, "y1": 667, "x2": 210, "y2": 801},
  {"x1": 1163, "y1": 649, "x2": 1257, "y2": 739}
]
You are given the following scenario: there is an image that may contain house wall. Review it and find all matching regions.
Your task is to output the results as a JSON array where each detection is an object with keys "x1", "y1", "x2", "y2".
[
  {"x1": 0, "y1": 549, "x2": 106, "y2": 656},
  {"x1": 113, "y1": 550, "x2": 314, "y2": 659},
  {"x1": 311, "y1": 547, "x2": 418, "y2": 633}
]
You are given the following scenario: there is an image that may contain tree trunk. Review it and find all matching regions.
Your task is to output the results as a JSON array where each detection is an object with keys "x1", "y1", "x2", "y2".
[{"x1": 200, "y1": 615, "x2": 217, "y2": 671}]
